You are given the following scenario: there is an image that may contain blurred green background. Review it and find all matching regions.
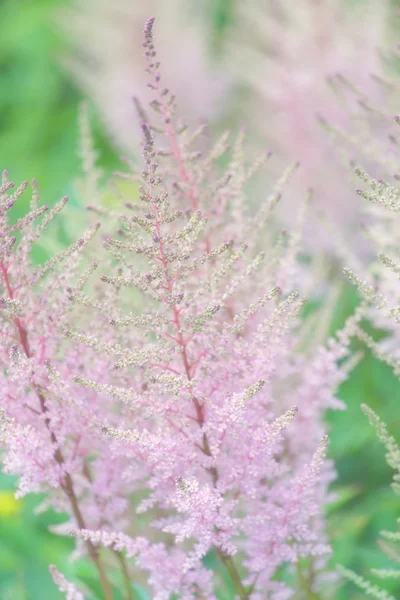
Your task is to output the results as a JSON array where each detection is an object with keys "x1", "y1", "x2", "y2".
[{"x1": 2, "y1": 0, "x2": 400, "y2": 598}]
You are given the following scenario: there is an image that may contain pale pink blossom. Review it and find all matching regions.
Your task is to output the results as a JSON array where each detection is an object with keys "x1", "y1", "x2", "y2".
[
  {"x1": 59, "y1": 0, "x2": 229, "y2": 153},
  {"x1": 226, "y1": 0, "x2": 393, "y2": 250},
  {"x1": 0, "y1": 17, "x2": 357, "y2": 599}
]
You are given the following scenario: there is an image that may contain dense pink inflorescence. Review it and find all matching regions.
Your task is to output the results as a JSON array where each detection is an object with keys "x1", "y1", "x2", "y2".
[{"x1": 0, "y1": 17, "x2": 358, "y2": 600}]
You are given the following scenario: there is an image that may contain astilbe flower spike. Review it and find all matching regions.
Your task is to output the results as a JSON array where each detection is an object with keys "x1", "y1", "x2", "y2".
[
  {"x1": 225, "y1": 0, "x2": 394, "y2": 252},
  {"x1": 60, "y1": 17, "x2": 357, "y2": 599},
  {"x1": 343, "y1": 115, "x2": 400, "y2": 360},
  {"x1": 340, "y1": 83, "x2": 400, "y2": 599},
  {"x1": 0, "y1": 172, "x2": 135, "y2": 600},
  {"x1": 338, "y1": 406, "x2": 400, "y2": 600},
  {"x1": 59, "y1": 0, "x2": 229, "y2": 154},
  {"x1": 49, "y1": 564, "x2": 85, "y2": 600},
  {"x1": 1, "y1": 16, "x2": 358, "y2": 600}
]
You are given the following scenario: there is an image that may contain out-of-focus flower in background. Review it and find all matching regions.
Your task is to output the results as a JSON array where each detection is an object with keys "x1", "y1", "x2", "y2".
[
  {"x1": 59, "y1": 0, "x2": 230, "y2": 155},
  {"x1": 58, "y1": 0, "x2": 400, "y2": 259},
  {"x1": 225, "y1": 0, "x2": 396, "y2": 253}
]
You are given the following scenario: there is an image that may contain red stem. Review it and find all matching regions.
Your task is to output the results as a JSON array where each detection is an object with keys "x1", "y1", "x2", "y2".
[{"x1": 1, "y1": 261, "x2": 115, "y2": 600}]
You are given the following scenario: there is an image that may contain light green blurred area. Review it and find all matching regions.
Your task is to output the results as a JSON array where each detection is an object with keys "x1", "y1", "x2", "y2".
[
  {"x1": 0, "y1": 0, "x2": 123, "y2": 216},
  {"x1": 2, "y1": 0, "x2": 400, "y2": 598},
  {"x1": 0, "y1": 0, "x2": 80, "y2": 208}
]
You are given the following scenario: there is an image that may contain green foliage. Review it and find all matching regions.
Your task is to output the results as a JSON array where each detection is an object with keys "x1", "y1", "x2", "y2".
[
  {"x1": 338, "y1": 566, "x2": 396, "y2": 600},
  {"x1": 0, "y1": 0, "x2": 120, "y2": 218},
  {"x1": 334, "y1": 404, "x2": 400, "y2": 598},
  {"x1": 0, "y1": 473, "x2": 71, "y2": 599}
]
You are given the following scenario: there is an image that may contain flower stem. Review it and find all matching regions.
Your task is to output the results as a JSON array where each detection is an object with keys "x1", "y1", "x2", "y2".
[
  {"x1": 62, "y1": 469, "x2": 114, "y2": 600},
  {"x1": 217, "y1": 550, "x2": 249, "y2": 600},
  {"x1": 116, "y1": 552, "x2": 135, "y2": 600},
  {"x1": 2, "y1": 262, "x2": 114, "y2": 600},
  {"x1": 147, "y1": 164, "x2": 249, "y2": 598}
]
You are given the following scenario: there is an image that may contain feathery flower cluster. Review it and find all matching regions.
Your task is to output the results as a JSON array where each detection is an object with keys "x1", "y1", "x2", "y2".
[
  {"x1": 343, "y1": 115, "x2": 400, "y2": 361},
  {"x1": 0, "y1": 17, "x2": 356, "y2": 600},
  {"x1": 49, "y1": 565, "x2": 85, "y2": 600},
  {"x1": 339, "y1": 70, "x2": 400, "y2": 598},
  {"x1": 59, "y1": 0, "x2": 228, "y2": 154},
  {"x1": 0, "y1": 172, "x2": 133, "y2": 599},
  {"x1": 339, "y1": 406, "x2": 400, "y2": 600},
  {"x1": 225, "y1": 0, "x2": 394, "y2": 249}
]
